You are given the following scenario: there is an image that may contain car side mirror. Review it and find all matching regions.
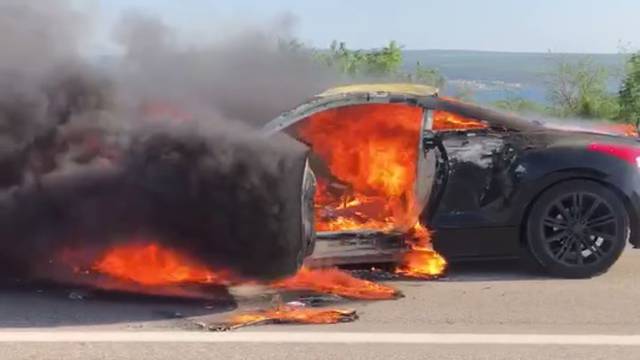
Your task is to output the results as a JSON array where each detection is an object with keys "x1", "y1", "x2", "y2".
[{"x1": 423, "y1": 131, "x2": 442, "y2": 152}]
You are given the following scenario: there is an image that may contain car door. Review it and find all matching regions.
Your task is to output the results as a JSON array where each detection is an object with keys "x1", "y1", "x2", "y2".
[
  {"x1": 421, "y1": 105, "x2": 522, "y2": 258},
  {"x1": 265, "y1": 94, "x2": 439, "y2": 266}
]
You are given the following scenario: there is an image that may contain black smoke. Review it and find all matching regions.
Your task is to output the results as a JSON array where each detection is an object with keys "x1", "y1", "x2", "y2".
[{"x1": 0, "y1": 0, "x2": 333, "y2": 281}]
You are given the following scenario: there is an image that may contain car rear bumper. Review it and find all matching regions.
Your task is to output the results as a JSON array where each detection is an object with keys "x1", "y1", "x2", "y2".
[
  {"x1": 623, "y1": 189, "x2": 640, "y2": 247},
  {"x1": 607, "y1": 171, "x2": 640, "y2": 248}
]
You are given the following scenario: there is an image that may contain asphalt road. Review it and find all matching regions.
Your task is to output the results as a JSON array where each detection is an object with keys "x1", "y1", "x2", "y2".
[{"x1": 2, "y1": 250, "x2": 640, "y2": 359}]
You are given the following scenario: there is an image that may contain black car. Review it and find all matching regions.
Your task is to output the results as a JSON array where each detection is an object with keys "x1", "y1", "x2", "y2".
[{"x1": 264, "y1": 83, "x2": 640, "y2": 278}]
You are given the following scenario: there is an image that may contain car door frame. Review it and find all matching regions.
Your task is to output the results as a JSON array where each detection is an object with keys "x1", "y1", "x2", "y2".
[
  {"x1": 416, "y1": 97, "x2": 536, "y2": 259},
  {"x1": 262, "y1": 92, "x2": 439, "y2": 266}
]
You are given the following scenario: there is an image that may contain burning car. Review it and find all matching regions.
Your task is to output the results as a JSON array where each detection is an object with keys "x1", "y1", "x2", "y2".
[{"x1": 263, "y1": 83, "x2": 640, "y2": 278}]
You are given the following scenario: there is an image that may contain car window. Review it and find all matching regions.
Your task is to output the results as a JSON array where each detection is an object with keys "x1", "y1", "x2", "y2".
[{"x1": 432, "y1": 110, "x2": 488, "y2": 131}]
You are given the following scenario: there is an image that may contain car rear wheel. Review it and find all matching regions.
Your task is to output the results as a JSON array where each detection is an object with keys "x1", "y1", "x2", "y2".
[{"x1": 526, "y1": 180, "x2": 628, "y2": 278}]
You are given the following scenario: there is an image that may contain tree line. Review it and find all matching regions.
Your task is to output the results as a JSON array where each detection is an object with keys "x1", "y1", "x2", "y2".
[
  {"x1": 287, "y1": 39, "x2": 640, "y2": 125},
  {"x1": 495, "y1": 54, "x2": 640, "y2": 126}
]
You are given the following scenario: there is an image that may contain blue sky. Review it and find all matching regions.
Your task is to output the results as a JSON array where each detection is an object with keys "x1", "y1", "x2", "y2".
[{"x1": 81, "y1": 0, "x2": 638, "y2": 54}]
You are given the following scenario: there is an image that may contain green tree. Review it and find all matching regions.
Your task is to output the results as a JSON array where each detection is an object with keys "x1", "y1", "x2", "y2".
[
  {"x1": 316, "y1": 40, "x2": 442, "y2": 83},
  {"x1": 363, "y1": 40, "x2": 403, "y2": 76},
  {"x1": 546, "y1": 57, "x2": 619, "y2": 119},
  {"x1": 316, "y1": 41, "x2": 402, "y2": 77},
  {"x1": 618, "y1": 52, "x2": 640, "y2": 126},
  {"x1": 493, "y1": 95, "x2": 547, "y2": 114},
  {"x1": 407, "y1": 61, "x2": 445, "y2": 88},
  {"x1": 315, "y1": 41, "x2": 362, "y2": 75}
]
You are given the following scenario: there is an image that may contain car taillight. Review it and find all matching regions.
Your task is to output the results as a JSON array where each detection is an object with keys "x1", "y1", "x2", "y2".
[{"x1": 588, "y1": 143, "x2": 640, "y2": 168}]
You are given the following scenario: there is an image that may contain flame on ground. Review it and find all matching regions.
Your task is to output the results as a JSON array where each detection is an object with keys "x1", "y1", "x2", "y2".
[
  {"x1": 92, "y1": 242, "x2": 233, "y2": 286},
  {"x1": 85, "y1": 232, "x2": 434, "y2": 328},
  {"x1": 90, "y1": 242, "x2": 399, "y2": 300},
  {"x1": 225, "y1": 306, "x2": 358, "y2": 329},
  {"x1": 272, "y1": 267, "x2": 401, "y2": 300},
  {"x1": 395, "y1": 223, "x2": 447, "y2": 278}
]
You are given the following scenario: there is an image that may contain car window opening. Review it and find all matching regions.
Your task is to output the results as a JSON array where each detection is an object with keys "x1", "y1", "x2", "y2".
[{"x1": 432, "y1": 110, "x2": 488, "y2": 131}]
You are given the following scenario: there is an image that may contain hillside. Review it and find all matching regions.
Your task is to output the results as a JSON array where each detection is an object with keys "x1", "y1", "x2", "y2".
[{"x1": 402, "y1": 50, "x2": 626, "y2": 103}]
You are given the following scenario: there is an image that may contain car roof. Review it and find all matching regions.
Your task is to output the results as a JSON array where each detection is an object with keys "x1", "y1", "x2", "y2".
[
  {"x1": 262, "y1": 83, "x2": 540, "y2": 135},
  {"x1": 317, "y1": 83, "x2": 438, "y2": 98}
]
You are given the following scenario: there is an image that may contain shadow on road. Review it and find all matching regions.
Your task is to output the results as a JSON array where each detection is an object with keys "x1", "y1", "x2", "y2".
[
  {"x1": 346, "y1": 255, "x2": 555, "y2": 284},
  {"x1": 0, "y1": 278, "x2": 237, "y2": 328},
  {"x1": 442, "y1": 258, "x2": 551, "y2": 282}
]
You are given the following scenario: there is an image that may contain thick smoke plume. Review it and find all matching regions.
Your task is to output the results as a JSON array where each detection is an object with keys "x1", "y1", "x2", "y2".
[{"x1": 0, "y1": 0, "x2": 335, "y2": 281}]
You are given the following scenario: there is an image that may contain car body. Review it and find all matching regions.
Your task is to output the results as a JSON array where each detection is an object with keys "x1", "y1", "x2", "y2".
[{"x1": 264, "y1": 83, "x2": 640, "y2": 278}]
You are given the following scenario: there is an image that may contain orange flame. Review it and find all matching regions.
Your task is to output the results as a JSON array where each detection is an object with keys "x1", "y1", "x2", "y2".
[
  {"x1": 86, "y1": 102, "x2": 450, "y2": 317},
  {"x1": 395, "y1": 223, "x2": 447, "y2": 278},
  {"x1": 296, "y1": 103, "x2": 447, "y2": 277},
  {"x1": 297, "y1": 104, "x2": 423, "y2": 232},
  {"x1": 273, "y1": 267, "x2": 400, "y2": 300},
  {"x1": 227, "y1": 305, "x2": 357, "y2": 327},
  {"x1": 92, "y1": 242, "x2": 232, "y2": 286},
  {"x1": 433, "y1": 110, "x2": 487, "y2": 131},
  {"x1": 90, "y1": 243, "x2": 399, "y2": 300}
]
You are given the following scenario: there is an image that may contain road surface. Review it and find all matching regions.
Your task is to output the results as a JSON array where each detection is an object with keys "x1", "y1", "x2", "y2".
[{"x1": 1, "y1": 250, "x2": 640, "y2": 359}]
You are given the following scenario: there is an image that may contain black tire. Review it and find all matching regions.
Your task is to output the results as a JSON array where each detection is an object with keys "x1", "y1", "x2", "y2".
[{"x1": 526, "y1": 179, "x2": 629, "y2": 278}]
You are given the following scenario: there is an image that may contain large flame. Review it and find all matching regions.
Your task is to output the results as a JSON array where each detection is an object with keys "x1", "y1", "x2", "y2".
[
  {"x1": 296, "y1": 103, "x2": 447, "y2": 277},
  {"x1": 90, "y1": 243, "x2": 399, "y2": 300},
  {"x1": 297, "y1": 104, "x2": 424, "y2": 232},
  {"x1": 82, "y1": 102, "x2": 455, "y2": 328},
  {"x1": 92, "y1": 242, "x2": 232, "y2": 286}
]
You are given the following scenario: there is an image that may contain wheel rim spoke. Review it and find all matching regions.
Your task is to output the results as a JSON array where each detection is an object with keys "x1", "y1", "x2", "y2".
[
  {"x1": 566, "y1": 237, "x2": 581, "y2": 263},
  {"x1": 586, "y1": 229, "x2": 614, "y2": 242},
  {"x1": 555, "y1": 235, "x2": 575, "y2": 260},
  {"x1": 552, "y1": 202, "x2": 573, "y2": 222},
  {"x1": 543, "y1": 216, "x2": 567, "y2": 229},
  {"x1": 579, "y1": 237, "x2": 604, "y2": 260},
  {"x1": 571, "y1": 193, "x2": 584, "y2": 218},
  {"x1": 545, "y1": 230, "x2": 569, "y2": 243},
  {"x1": 591, "y1": 243, "x2": 604, "y2": 259},
  {"x1": 587, "y1": 214, "x2": 615, "y2": 228},
  {"x1": 582, "y1": 198, "x2": 602, "y2": 221}
]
